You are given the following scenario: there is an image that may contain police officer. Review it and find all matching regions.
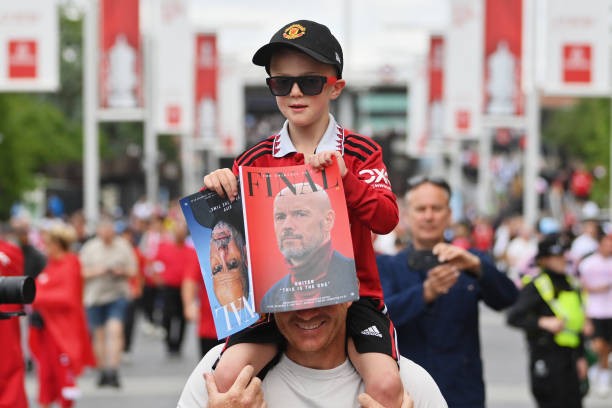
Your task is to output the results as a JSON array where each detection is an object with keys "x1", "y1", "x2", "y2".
[{"x1": 507, "y1": 234, "x2": 588, "y2": 408}]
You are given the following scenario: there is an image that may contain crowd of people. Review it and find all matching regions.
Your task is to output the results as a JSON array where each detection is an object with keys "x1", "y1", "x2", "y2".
[
  {"x1": 3, "y1": 176, "x2": 610, "y2": 407},
  {"x1": 1, "y1": 17, "x2": 612, "y2": 408},
  {"x1": 0, "y1": 199, "x2": 224, "y2": 407}
]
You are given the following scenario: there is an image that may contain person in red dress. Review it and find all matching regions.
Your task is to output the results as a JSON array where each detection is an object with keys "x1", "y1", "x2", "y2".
[
  {"x1": 29, "y1": 222, "x2": 96, "y2": 408},
  {"x1": 0, "y1": 237, "x2": 28, "y2": 408}
]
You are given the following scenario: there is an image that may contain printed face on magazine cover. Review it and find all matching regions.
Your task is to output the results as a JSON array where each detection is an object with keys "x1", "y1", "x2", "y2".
[
  {"x1": 269, "y1": 48, "x2": 344, "y2": 132},
  {"x1": 273, "y1": 183, "x2": 335, "y2": 266},
  {"x1": 209, "y1": 220, "x2": 249, "y2": 309}
]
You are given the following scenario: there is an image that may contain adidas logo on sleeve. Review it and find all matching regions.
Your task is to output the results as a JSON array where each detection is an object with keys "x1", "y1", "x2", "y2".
[{"x1": 361, "y1": 325, "x2": 383, "y2": 338}]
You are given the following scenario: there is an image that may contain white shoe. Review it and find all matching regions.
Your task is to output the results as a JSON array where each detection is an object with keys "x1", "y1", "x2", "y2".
[{"x1": 61, "y1": 386, "x2": 82, "y2": 400}]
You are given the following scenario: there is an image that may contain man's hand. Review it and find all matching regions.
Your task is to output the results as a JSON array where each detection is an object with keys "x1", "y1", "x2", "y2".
[
  {"x1": 305, "y1": 151, "x2": 347, "y2": 177},
  {"x1": 203, "y1": 168, "x2": 239, "y2": 201},
  {"x1": 205, "y1": 365, "x2": 266, "y2": 408},
  {"x1": 358, "y1": 391, "x2": 414, "y2": 408},
  {"x1": 538, "y1": 316, "x2": 565, "y2": 334},
  {"x1": 423, "y1": 263, "x2": 460, "y2": 303},
  {"x1": 432, "y1": 242, "x2": 481, "y2": 277}
]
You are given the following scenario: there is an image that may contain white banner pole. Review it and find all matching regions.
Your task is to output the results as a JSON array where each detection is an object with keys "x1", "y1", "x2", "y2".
[
  {"x1": 143, "y1": 30, "x2": 158, "y2": 204},
  {"x1": 83, "y1": 0, "x2": 100, "y2": 233},
  {"x1": 523, "y1": 0, "x2": 539, "y2": 228}
]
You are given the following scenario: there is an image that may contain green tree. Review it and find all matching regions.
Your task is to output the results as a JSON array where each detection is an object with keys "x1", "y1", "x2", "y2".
[
  {"x1": 0, "y1": 93, "x2": 81, "y2": 218},
  {"x1": 0, "y1": 6, "x2": 83, "y2": 219},
  {"x1": 542, "y1": 98, "x2": 611, "y2": 206}
]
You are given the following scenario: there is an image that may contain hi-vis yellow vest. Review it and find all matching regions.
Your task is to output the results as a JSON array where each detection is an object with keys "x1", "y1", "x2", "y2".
[{"x1": 530, "y1": 273, "x2": 585, "y2": 348}]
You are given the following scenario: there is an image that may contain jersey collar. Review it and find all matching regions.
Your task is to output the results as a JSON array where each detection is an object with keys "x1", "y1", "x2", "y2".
[{"x1": 273, "y1": 114, "x2": 345, "y2": 157}]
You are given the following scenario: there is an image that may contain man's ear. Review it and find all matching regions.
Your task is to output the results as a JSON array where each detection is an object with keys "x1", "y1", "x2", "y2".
[
  {"x1": 329, "y1": 79, "x2": 346, "y2": 100},
  {"x1": 323, "y1": 209, "x2": 335, "y2": 231}
]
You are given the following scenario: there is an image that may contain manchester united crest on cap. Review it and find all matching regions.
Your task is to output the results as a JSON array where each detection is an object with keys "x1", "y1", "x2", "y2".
[{"x1": 283, "y1": 24, "x2": 306, "y2": 40}]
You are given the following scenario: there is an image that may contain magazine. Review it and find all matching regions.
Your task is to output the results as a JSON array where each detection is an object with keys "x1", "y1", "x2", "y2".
[
  {"x1": 180, "y1": 187, "x2": 259, "y2": 338},
  {"x1": 239, "y1": 160, "x2": 359, "y2": 313}
]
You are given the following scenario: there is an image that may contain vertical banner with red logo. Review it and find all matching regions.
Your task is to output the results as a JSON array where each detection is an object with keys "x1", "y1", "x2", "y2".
[
  {"x1": 543, "y1": 0, "x2": 610, "y2": 95},
  {"x1": 444, "y1": 0, "x2": 483, "y2": 138},
  {"x1": 153, "y1": 0, "x2": 194, "y2": 135},
  {"x1": 407, "y1": 56, "x2": 428, "y2": 156},
  {"x1": 194, "y1": 33, "x2": 218, "y2": 145},
  {"x1": 483, "y1": 0, "x2": 523, "y2": 116},
  {"x1": 0, "y1": 0, "x2": 58, "y2": 91},
  {"x1": 426, "y1": 36, "x2": 445, "y2": 150},
  {"x1": 99, "y1": 0, "x2": 142, "y2": 109}
]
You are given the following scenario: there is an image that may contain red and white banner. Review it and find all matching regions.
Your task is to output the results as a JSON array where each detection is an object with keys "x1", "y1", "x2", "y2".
[
  {"x1": 483, "y1": 0, "x2": 523, "y2": 116},
  {"x1": 408, "y1": 36, "x2": 446, "y2": 156},
  {"x1": 98, "y1": 0, "x2": 142, "y2": 109},
  {"x1": 542, "y1": 0, "x2": 610, "y2": 95},
  {"x1": 444, "y1": 0, "x2": 483, "y2": 138},
  {"x1": 194, "y1": 33, "x2": 218, "y2": 145},
  {"x1": 153, "y1": 0, "x2": 194, "y2": 135},
  {"x1": 0, "y1": 0, "x2": 58, "y2": 91},
  {"x1": 426, "y1": 36, "x2": 445, "y2": 148},
  {"x1": 407, "y1": 56, "x2": 428, "y2": 156}
]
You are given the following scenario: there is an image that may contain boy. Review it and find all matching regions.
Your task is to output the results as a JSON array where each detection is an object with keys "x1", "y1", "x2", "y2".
[{"x1": 204, "y1": 19, "x2": 403, "y2": 407}]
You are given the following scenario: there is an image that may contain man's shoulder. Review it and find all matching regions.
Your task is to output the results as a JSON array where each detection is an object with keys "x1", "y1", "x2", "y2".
[
  {"x1": 376, "y1": 248, "x2": 410, "y2": 268},
  {"x1": 79, "y1": 237, "x2": 101, "y2": 253},
  {"x1": 399, "y1": 356, "x2": 448, "y2": 407}
]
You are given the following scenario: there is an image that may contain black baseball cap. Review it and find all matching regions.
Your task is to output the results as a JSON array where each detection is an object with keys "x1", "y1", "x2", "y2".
[
  {"x1": 536, "y1": 234, "x2": 568, "y2": 259},
  {"x1": 252, "y1": 20, "x2": 343, "y2": 78}
]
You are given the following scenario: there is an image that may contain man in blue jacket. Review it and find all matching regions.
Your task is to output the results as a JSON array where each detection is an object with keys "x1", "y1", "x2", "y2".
[{"x1": 377, "y1": 176, "x2": 518, "y2": 408}]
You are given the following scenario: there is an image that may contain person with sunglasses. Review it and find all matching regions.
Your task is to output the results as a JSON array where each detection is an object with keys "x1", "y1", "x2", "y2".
[
  {"x1": 202, "y1": 19, "x2": 408, "y2": 407},
  {"x1": 377, "y1": 176, "x2": 518, "y2": 408}
]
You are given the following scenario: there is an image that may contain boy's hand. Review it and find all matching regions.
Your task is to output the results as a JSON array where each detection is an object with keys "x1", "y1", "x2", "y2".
[
  {"x1": 306, "y1": 151, "x2": 347, "y2": 177},
  {"x1": 205, "y1": 365, "x2": 266, "y2": 408},
  {"x1": 203, "y1": 168, "x2": 239, "y2": 201}
]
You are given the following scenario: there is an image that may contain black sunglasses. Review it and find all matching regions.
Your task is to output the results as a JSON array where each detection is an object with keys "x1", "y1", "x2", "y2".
[
  {"x1": 406, "y1": 175, "x2": 452, "y2": 196},
  {"x1": 266, "y1": 75, "x2": 338, "y2": 96}
]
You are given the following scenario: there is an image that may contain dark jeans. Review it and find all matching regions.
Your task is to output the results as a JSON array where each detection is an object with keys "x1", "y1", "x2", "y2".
[{"x1": 161, "y1": 285, "x2": 185, "y2": 353}]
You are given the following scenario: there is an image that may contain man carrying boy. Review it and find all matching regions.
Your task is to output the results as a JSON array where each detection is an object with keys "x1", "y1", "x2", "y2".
[{"x1": 203, "y1": 19, "x2": 403, "y2": 407}]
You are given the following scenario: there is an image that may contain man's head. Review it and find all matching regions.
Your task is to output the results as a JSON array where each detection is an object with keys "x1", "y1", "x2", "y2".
[
  {"x1": 535, "y1": 234, "x2": 568, "y2": 273},
  {"x1": 598, "y1": 231, "x2": 612, "y2": 257},
  {"x1": 404, "y1": 176, "x2": 452, "y2": 250},
  {"x1": 96, "y1": 216, "x2": 116, "y2": 245},
  {"x1": 273, "y1": 183, "x2": 335, "y2": 266},
  {"x1": 275, "y1": 301, "x2": 350, "y2": 369},
  {"x1": 209, "y1": 220, "x2": 249, "y2": 308}
]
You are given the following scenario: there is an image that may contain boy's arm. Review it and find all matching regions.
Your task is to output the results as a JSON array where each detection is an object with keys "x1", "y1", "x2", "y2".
[{"x1": 342, "y1": 144, "x2": 398, "y2": 235}]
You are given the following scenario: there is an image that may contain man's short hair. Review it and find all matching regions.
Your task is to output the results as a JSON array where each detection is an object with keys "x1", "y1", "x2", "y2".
[{"x1": 405, "y1": 175, "x2": 452, "y2": 203}]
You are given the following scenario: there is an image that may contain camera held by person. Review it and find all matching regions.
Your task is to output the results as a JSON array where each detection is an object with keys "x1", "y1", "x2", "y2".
[{"x1": 0, "y1": 276, "x2": 36, "y2": 319}]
